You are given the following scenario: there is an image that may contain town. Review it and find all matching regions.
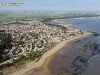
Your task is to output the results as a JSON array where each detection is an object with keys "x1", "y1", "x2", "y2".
[{"x1": 0, "y1": 18, "x2": 84, "y2": 67}]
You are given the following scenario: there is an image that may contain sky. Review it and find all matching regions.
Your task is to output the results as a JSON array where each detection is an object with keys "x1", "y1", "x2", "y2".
[{"x1": 0, "y1": 0, "x2": 100, "y2": 11}]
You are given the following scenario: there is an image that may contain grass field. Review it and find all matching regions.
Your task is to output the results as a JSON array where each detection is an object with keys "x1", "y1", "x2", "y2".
[{"x1": 0, "y1": 11, "x2": 69, "y2": 22}]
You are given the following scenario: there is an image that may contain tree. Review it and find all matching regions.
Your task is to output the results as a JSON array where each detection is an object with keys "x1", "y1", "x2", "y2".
[{"x1": 28, "y1": 51, "x2": 40, "y2": 61}]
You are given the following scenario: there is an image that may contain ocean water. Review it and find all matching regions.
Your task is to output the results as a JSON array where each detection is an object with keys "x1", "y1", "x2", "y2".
[
  {"x1": 59, "y1": 17, "x2": 100, "y2": 75},
  {"x1": 58, "y1": 17, "x2": 100, "y2": 33},
  {"x1": 48, "y1": 17, "x2": 100, "y2": 75}
]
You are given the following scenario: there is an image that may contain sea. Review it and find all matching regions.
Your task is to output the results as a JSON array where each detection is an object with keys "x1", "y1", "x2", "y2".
[{"x1": 48, "y1": 17, "x2": 100, "y2": 75}]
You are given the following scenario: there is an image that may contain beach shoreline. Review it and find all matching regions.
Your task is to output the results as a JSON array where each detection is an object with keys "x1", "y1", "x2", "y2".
[
  {"x1": 51, "y1": 16, "x2": 100, "y2": 28},
  {"x1": 52, "y1": 16, "x2": 100, "y2": 22},
  {"x1": 52, "y1": 19, "x2": 73, "y2": 28},
  {"x1": 11, "y1": 31, "x2": 93, "y2": 75}
]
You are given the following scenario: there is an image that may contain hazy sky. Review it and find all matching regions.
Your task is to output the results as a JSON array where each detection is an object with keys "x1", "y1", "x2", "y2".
[{"x1": 0, "y1": 0, "x2": 100, "y2": 11}]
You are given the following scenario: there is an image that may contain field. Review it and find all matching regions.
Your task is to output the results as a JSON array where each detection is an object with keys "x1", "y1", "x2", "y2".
[{"x1": 0, "y1": 11, "x2": 68, "y2": 22}]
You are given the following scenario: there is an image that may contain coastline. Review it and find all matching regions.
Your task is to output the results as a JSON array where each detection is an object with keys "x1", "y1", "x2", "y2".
[
  {"x1": 52, "y1": 16, "x2": 100, "y2": 21},
  {"x1": 52, "y1": 19, "x2": 72, "y2": 28},
  {"x1": 51, "y1": 16, "x2": 100, "y2": 27},
  {"x1": 11, "y1": 31, "x2": 93, "y2": 75}
]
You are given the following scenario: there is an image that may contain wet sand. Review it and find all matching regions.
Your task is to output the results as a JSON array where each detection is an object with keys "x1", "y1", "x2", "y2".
[
  {"x1": 49, "y1": 36, "x2": 92, "y2": 75},
  {"x1": 80, "y1": 54, "x2": 100, "y2": 75}
]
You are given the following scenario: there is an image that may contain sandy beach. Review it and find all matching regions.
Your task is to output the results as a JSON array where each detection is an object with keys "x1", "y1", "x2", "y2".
[
  {"x1": 52, "y1": 19, "x2": 72, "y2": 28},
  {"x1": 11, "y1": 31, "x2": 92, "y2": 75}
]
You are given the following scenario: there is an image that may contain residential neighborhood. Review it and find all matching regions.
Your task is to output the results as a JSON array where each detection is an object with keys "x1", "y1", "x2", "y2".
[{"x1": 0, "y1": 18, "x2": 84, "y2": 66}]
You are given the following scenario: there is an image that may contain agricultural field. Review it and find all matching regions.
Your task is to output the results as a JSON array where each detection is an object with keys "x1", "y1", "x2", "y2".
[{"x1": 0, "y1": 11, "x2": 66, "y2": 22}]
